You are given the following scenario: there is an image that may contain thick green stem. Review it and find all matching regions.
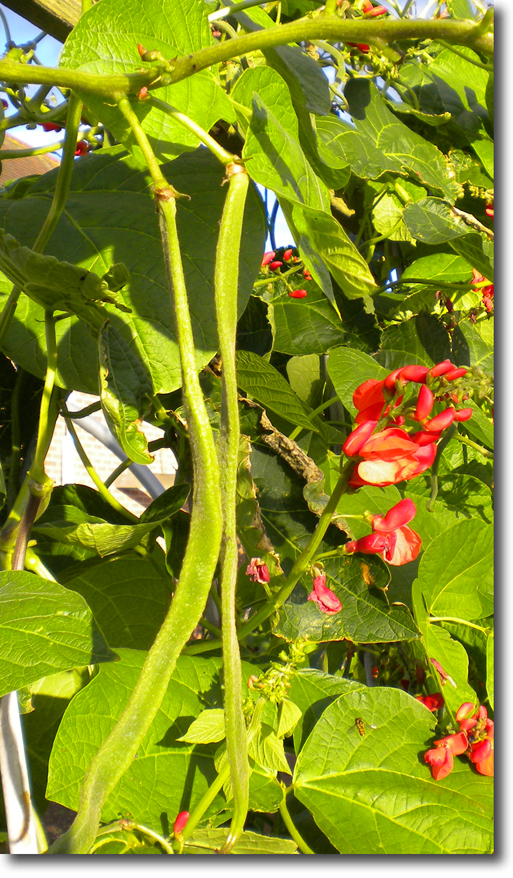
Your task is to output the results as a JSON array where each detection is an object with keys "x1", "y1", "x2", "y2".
[
  {"x1": 0, "y1": 19, "x2": 492, "y2": 103},
  {"x1": 49, "y1": 115, "x2": 222, "y2": 857},
  {"x1": 214, "y1": 163, "x2": 250, "y2": 853}
]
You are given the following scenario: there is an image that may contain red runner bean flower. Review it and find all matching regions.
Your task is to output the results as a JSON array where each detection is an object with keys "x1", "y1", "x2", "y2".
[
  {"x1": 246, "y1": 558, "x2": 270, "y2": 584},
  {"x1": 307, "y1": 573, "x2": 341, "y2": 615}
]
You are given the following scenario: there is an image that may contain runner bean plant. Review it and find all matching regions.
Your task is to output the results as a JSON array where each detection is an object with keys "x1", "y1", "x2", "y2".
[{"x1": 0, "y1": 0, "x2": 493, "y2": 856}]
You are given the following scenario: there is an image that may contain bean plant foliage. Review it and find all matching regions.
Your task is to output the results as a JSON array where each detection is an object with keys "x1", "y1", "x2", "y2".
[{"x1": 0, "y1": 0, "x2": 493, "y2": 857}]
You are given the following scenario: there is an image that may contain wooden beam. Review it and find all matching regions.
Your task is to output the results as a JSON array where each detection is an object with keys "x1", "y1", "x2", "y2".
[{"x1": 2, "y1": 0, "x2": 82, "y2": 44}]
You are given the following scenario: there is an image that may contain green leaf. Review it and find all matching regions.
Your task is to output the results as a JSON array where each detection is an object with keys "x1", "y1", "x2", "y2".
[
  {"x1": 403, "y1": 197, "x2": 475, "y2": 243},
  {"x1": 0, "y1": 147, "x2": 265, "y2": 394},
  {"x1": 183, "y1": 829, "x2": 297, "y2": 855},
  {"x1": 177, "y1": 709, "x2": 226, "y2": 744},
  {"x1": 327, "y1": 347, "x2": 388, "y2": 416},
  {"x1": 274, "y1": 554, "x2": 419, "y2": 645},
  {"x1": 376, "y1": 313, "x2": 451, "y2": 371},
  {"x1": 276, "y1": 698, "x2": 302, "y2": 738},
  {"x1": 424, "y1": 623, "x2": 477, "y2": 714},
  {"x1": 450, "y1": 234, "x2": 494, "y2": 281},
  {"x1": 64, "y1": 556, "x2": 173, "y2": 650},
  {"x1": 59, "y1": 0, "x2": 234, "y2": 161},
  {"x1": 287, "y1": 669, "x2": 365, "y2": 752},
  {"x1": 470, "y1": 138, "x2": 494, "y2": 180},
  {"x1": 47, "y1": 652, "x2": 230, "y2": 830},
  {"x1": 399, "y1": 44, "x2": 489, "y2": 138},
  {"x1": 249, "y1": 724, "x2": 291, "y2": 774},
  {"x1": 99, "y1": 321, "x2": 153, "y2": 464},
  {"x1": 0, "y1": 571, "x2": 115, "y2": 696},
  {"x1": 139, "y1": 483, "x2": 190, "y2": 523},
  {"x1": 286, "y1": 355, "x2": 323, "y2": 409},
  {"x1": 401, "y1": 252, "x2": 472, "y2": 288},
  {"x1": 419, "y1": 520, "x2": 493, "y2": 621},
  {"x1": 446, "y1": 0, "x2": 476, "y2": 17},
  {"x1": 333, "y1": 79, "x2": 459, "y2": 200},
  {"x1": 236, "y1": 349, "x2": 316, "y2": 431},
  {"x1": 486, "y1": 631, "x2": 494, "y2": 711},
  {"x1": 293, "y1": 687, "x2": 493, "y2": 854},
  {"x1": 402, "y1": 471, "x2": 493, "y2": 548},
  {"x1": 34, "y1": 512, "x2": 160, "y2": 558},
  {"x1": 452, "y1": 318, "x2": 494, "y2": 374},
  {"x1": 270, "y1": 286, "x2": 344, "y2": 356}
]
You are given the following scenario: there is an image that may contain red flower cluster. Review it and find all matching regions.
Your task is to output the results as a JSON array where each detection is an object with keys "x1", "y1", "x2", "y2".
[
  {"x1": 344, "y1": 498, "x2": 421, "y2": 566},
  {"x1": 472, "y1": 268, "x2": 494, "y2": 314},
  {"x1": 424, "y1": 702, "x2": 494, "y2": 780},
  {"x1": 307, "y1": 573, "x2": 341, "y2": 615},
  {"x1": 343, "y1": 362, "x2": 473, "y2": 487},
  {"x1": 245, "y1": 557, "x2": 270, "y2": 584}
]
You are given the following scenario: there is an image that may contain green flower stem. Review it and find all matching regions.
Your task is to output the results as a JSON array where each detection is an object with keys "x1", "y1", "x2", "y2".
[
  {"x1": 214, "y1": 162, "x2": 251, "y2": 853},
  {"x1": 149, "y1": 97, "x2": 234, "y2": 165},
  {"x1": 117, "y1": 98, "x2": 168, "y2": 190},
  {"x1": 455, "y1": 433, "x2": 493, "y2": 458},
  {"x1": 63, "y1": 413, "x2": 138, "y2": 523},
  {"x1": 103, "y1": 458, "x2": 131, "y2": 489},
  {"x1": 199, "y1": 616, "x2": 222, "y2": 638},
  {"x1": 430, "y1": 617, "x2": 491, "y2": 634},
  {"x1": 0, "y1": 140, "x2": 65, "y2": 160},
  {"x1": 178, "y1": 698, "x2": 265, "y2": 849},
  {"x1": 288, "y1": 395, "x2": 339, "y2": 441},
  {"x1": 49, "y1": 105, "x2": 223, "y2": 856},
  {"x1": 32, "y1": 94, "x2": 83, "y2": 254},
  {"x1": 278, "y1": 796, "x2": 314, "y2": 855}
]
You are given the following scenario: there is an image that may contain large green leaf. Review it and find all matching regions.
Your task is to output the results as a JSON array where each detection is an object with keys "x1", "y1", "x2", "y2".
[
  {"x1": 331, "y1": 79, "x2": 459, "y2": 200},
  {"x1": 274, "y1": 555, "x2": 419, "y2": 645},
  {"x1": 59, "y1": 0, "x2": 234, "y2": 160},
  {"x1": 236, "y1": 349, "x2": 316, "y2": 431},
  {"x1": 0, "y1": 571, "x2": 115, "y2": 696},
  {"x1": 293, "y1": 687, "x2": 493, "y2": 854},
  {"x1": 270, "y1": 286, "x2": 344, "y2": 356},
  {"x1": 376, "y1": 313, "x2": 451, "y2": 371},
  {"x1": 64, "y1": 556, "x2": 173, "y2": 650},
  {"x1": 287, "y1": 669, "x2": 365, "y2": 752},
  {"x1": 47, "y1": 652, "x2": 229, "y2": 831},
  {"x1": 34, "y1": 509, "x2": 161, "y2": 558},
  {"x1": 327, "y1": 347, "x2": 388, "y2": 416},
  {"x1": 402, "y1": 471, "x2": 493, "y2": 548},
  {"x1": 418, "y1": 520, "x2": 493, "y2": 621},
  {"x1": 232, "y1": 67, "x2": 375, "y2": 302},
  {"x1": 0, "y1": 147, "x2": 265, "y2": 393},
  {"x1": 399, "y1": 44, "x2": 489, "y2": 139}
]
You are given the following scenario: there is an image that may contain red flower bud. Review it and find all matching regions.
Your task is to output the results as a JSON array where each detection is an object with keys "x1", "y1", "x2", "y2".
[
  {"x1": 469, "y1": 739, "x2": 492, "y2": 764},
  {"x1": 173, "y1": 811, "x2": 189, "y2": 835},
  {"x1": 42, "y1": 121, "x2": 63, "y2": 132},
  {"x1": 75, "y1": 140, "x2": 90, "y2": 156},
  {"x1": 429, "y1": 360, "x2": 454, "y2": 378},
  {"x1": 384, "y1": 368, "x2": 404, "y2": 393},
  {"x1": 343, "y1": 420, "x2": 377, "y2": 457},
  {"x1": 1, "y1": 99, "x2": 7, "y2": 110},
  {"x1": 455, "y1": 702, "x2": 475, "y2": 722},
  {"x1": 459, "y1": 717, "x2": 478, "y2": 732},
  {"x1": 283, "y1": 248, "x2": 293, "y2": 261},
  {"x1": 137, "y1": 86, "x2": 149, "y2": 100},
  {"x1": 400, "y1": 365, "x2": 430, "y2": 383},
  {"x1": 137, "y1": 43, "x2": 148, "y2": 58},
  {"x1": 424, "y1": 408, "x2": 455, "y2": 432},
  {"x1": 415, "y1": 385, "x2": 434, "y2": 420},
  {"x1": 261, "y1": 251, "x2": 276, "y2": 266},
  {"x1": 269, "y1": 260, "x2": 283, "y2": 271},
  {"x1": 303, "y1": 268, "x2": 313, "y2": 281},
  {"x1": 445, "y1": 367, "x2": 468, "y2": 381},
  {"x1": 412, "y1": 430, "x2": 441, "y2": 446},
  {"x1": 353, "y1": 379, "x2": 386, "y2": 411},
  {"x1": 453, "y1": 408, "x2": 473, "y2": 422},
  {"x1": 416, "y1": 692, "x2": 444, "y2": 712},
  {"x1": 355, "y1": 402, "x2": 387, "y2": 424},
  {"x1": 246, "y1": 558, "x2": 270, "y2": 584},
  {"x1": 485, "y1": 206, "x2": 494, "y2": 218},
  {"x1": 289, "y1": 289, "x2": 307, "y2": 298}
]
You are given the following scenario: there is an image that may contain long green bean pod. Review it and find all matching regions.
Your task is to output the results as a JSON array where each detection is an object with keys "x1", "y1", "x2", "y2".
[
  {"x1": 49, "y1": 103, "x2": 223, "y2": 855},
  {"x1": 214, "y1": 162, "x2": 250, "y2": 853}
]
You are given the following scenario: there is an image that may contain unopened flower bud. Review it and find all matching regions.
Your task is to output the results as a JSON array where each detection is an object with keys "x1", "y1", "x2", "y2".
[
  {"x1": 445, "y1": 367, "x2": 468, "y2": 381},
  {"x1": 261, "y1": 251, "x2": 276, "y2": 266},
  {"x1": 400, "y1": 365, "x2": 430, "y2": 383},
  {"x1": 424, "y1": 408, "x2": 455, "y2": 432},
  {"x1": 289, "y1": 289, "x2": 307, "y2": 298},
  {"x1": 173, "y1": 811, "x2": 189, "y2": 835},
  {"x1": 455, "y1": 702, "x2": 475, "y2": 722},
  {"x1": 415, "y1": 385, "x2": 434, "y2": 420},
  {"x1": 283, "y1": 248, "x2": 293, "y2": 261},
  {"x1": 343, "y1": 420, "x2": 377, "y2": 457},
  {"x1": 453, "y1": 408, "x2": 473, "y2": 421},
  {"x1": 269, "y1": 260, "x2": 283, "y2": 271},
  {"x1": 429, "y1": 360, "x2": 454, "y2": 378}
]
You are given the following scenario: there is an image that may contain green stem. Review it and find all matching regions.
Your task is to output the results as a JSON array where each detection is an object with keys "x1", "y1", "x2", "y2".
[
  {"x1": 104, "y1": 459, "x2": 131, "y2": 489},
  {"x1": 430, "y1": 617, "x2": 491, "y2": 634},
  {"x1": 28, "y1": 311, "x2": 58, "y2": 490},
  {"x1": 436, "y1": 39, "x2": 492, "y2": 70},
  {"x1": 288, "y1": 395, "x2": 339, "y2": 440},
  {"x1": 0, "y1": 140, "x2": 65, "y2": 160},
  {"x1": 49, "y1": 114, "x2": 223, "y2": 856},
  {"x1": 0, "y1": 20, "x2": 493, "y2": 101},
  {"x1": 117, "y1": 97, "x2": 168, "y2": 189},
  {"x1": 455, "y1": 433, "x2": 493, "y2": 458},
  {"x1": 149, "y1": 97, "x2": 234, "y2": 165},
  {"x1": 238, "y1": 459, "x2": 354, "y2": 639},
  {"x1": 215, "y1": 162, "x2": 250, "y2": 854},
  {"x1": 278, "y1": 796, "x2": 314, "y2": 855},
  {"x1": 63, "y1": 414, "x2": 138, "y2": 522}
]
